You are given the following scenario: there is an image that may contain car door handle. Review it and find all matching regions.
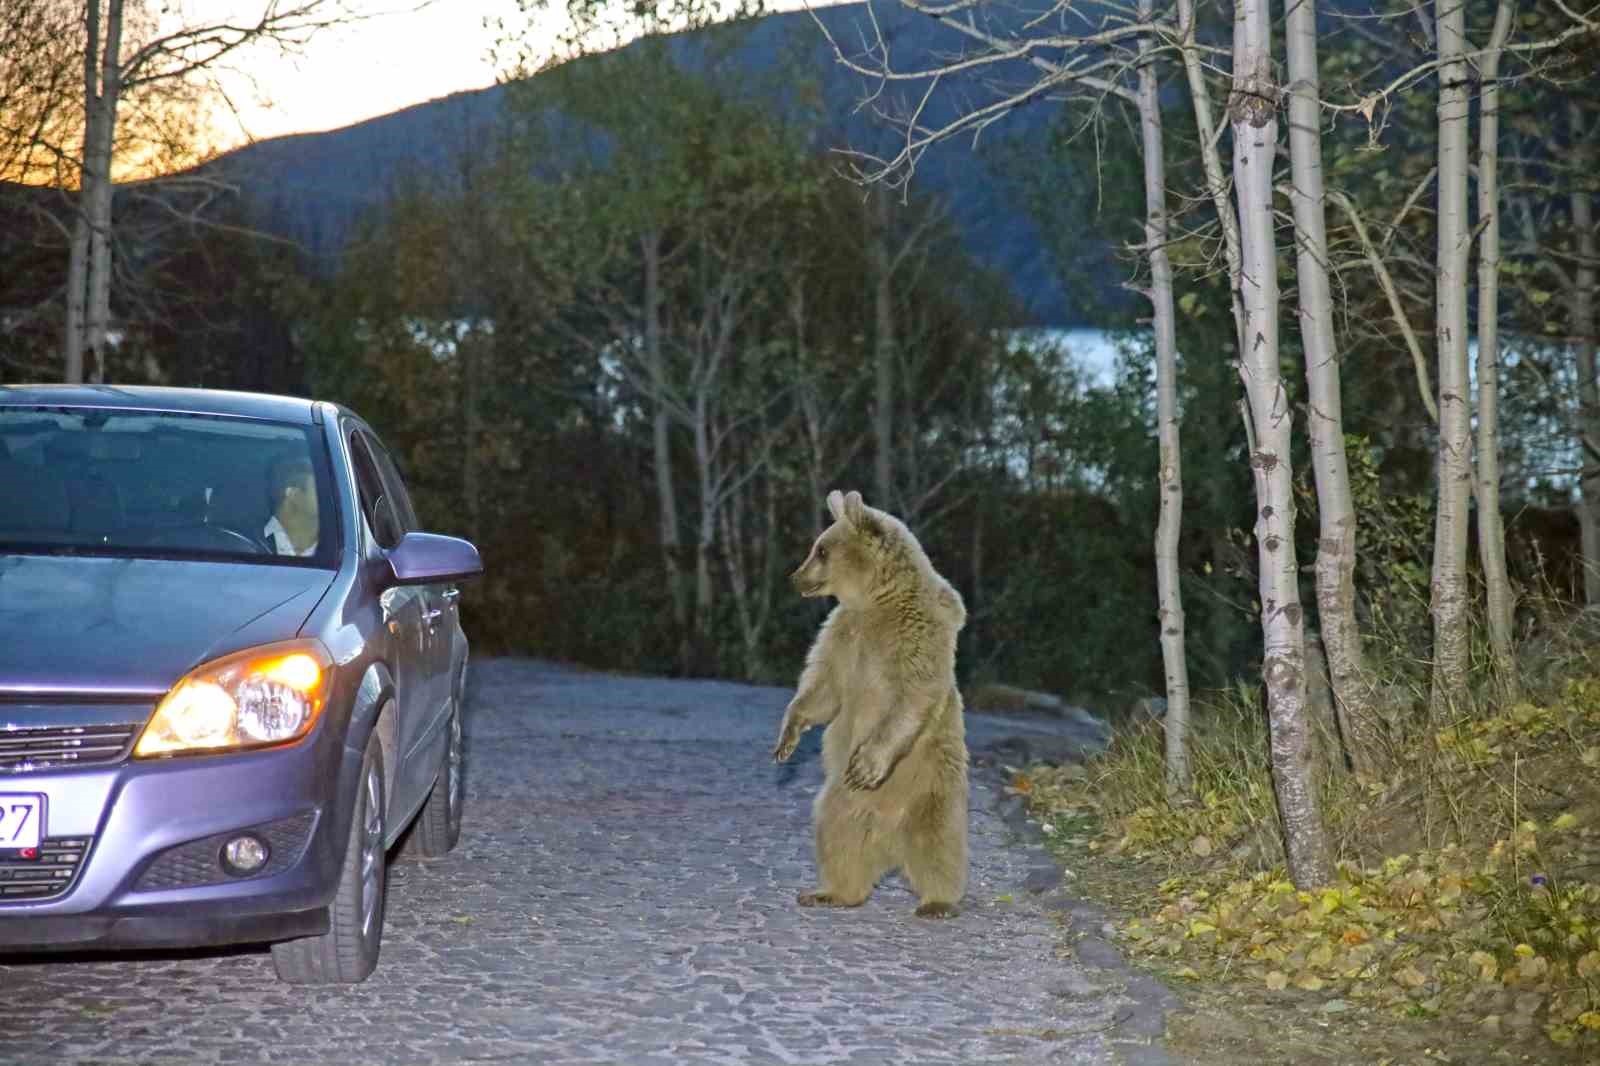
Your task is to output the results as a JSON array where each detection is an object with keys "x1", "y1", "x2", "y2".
[
  {"x1": 422, "y1": 608, "x2": 444, "y2": 626},
  {"x1": 441, "y1": 588, "x2": 461, "y2": 604}
]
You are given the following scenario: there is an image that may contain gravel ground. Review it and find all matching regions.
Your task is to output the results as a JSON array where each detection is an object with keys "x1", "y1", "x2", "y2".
[{"x1": 0, "y1": 657, "x2": 1180, "y2": 1066}]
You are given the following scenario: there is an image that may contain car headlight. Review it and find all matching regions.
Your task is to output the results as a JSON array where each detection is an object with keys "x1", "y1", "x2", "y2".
[{"x1": 135, "y1": 640, "x2": 333, "y2": 758}]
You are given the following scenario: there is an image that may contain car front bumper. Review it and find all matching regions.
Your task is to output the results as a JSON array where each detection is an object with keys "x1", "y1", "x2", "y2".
[
  {"x1": 0, "y1": 907, "x2": 329, "y2": 951},
  {"x1": 0, "y1": 721, "x2": 348, "y2": 953}
]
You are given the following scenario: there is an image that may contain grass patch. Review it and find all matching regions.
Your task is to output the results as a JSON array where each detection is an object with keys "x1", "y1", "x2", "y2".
[{"x1": 1018, "y1": 662, "x2": 1600, "y2": 1058}]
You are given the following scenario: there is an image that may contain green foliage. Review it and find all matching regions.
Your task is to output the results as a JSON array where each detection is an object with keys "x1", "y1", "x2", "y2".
[
  {"x1": 1022, "y1": 671, "x2": 1600, "y2": 1056},
  {"x1": 1321, "y1": 435, "x2": 1435, "y2": 673}
]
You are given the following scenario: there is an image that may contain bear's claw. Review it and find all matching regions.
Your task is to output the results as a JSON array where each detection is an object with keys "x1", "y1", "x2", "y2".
[
  {"x1": 797, "y1": 891, "x2": 862, "y2": 908},
  {"x1": 844, "y1": 747, "x2": 890, "y2": 790},
  {"x1": 914, "y1": 901, "x2": 959, "y2": 919}
]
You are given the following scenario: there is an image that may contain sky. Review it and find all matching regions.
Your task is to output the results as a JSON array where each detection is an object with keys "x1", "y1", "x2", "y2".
[
  {"x1": 206, "y1": 0, "x2": 821, "y2": 150},
  {"x1": 208, "y1": 1, "x2": 547, "y2": 148}
]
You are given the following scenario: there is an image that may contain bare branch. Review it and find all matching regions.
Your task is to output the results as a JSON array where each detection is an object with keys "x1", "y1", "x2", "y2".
[{"x1": 1328, "y1": 188, "x2": 1438, "y2": 424}]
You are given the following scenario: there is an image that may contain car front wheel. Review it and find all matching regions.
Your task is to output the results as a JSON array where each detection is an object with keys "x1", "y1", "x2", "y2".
[{"x1": 271, "y1": 730, "x2": 387, "y2": 984}]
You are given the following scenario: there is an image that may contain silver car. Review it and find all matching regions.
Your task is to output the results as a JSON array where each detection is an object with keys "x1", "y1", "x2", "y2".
[{"x1": 0, "y1": 385, "x2": 483, "y2": 983}]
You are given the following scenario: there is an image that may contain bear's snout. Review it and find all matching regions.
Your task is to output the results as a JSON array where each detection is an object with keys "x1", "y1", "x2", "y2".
[{"x1": 791, "y1": 559, "x2": 825, "y2": 596}]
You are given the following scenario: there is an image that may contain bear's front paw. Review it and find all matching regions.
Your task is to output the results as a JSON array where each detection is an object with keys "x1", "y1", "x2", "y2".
[
  {"x1": 772, "y1": 719, "x2": 803, "y2": 763},
  {"x1": 844, "y1": 745, "x2": 891, "y2": 790}
]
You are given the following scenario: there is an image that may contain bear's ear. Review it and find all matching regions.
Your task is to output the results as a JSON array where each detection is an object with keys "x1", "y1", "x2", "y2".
[
  {"x1": 841, "y1": 491, "x2": 883, "y2": 536},
  {"x1": 826, "y1": 490, "x2": 847, "y2": 522}
]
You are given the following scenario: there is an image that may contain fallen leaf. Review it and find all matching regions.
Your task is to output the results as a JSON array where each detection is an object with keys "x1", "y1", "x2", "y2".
[
  {"x1": 1266, "y1": 971, "x2": 1289, "y2": 991},
  {"x1": 1517, "y1": 955, "x2": 1549, "y2": 981},
  {"x1": 1468, "y1": 950, "x2": 1499, "y2": 981},
  {"x1": 1294, "y1": 973, "x2": 1326, "y2": 991},
  {"x1": 1394, "y1": 966, "x2": 1428, "y2": 989},
  {"x1": 1191, "y1": 835, "x2": 1214, "y2": 858}
]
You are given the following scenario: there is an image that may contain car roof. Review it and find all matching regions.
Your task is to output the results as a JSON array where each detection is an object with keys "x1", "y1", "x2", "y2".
[{"x1": 0, "y1": 384, "x2": 330, "y2": 425}]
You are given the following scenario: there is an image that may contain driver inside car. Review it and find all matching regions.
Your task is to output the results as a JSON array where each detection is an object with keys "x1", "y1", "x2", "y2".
[{"x1": 263, "y1": 456, "x2": 318, "y2": 557}]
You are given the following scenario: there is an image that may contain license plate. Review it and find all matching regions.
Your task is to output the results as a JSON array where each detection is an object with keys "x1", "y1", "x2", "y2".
[{"x1": 0, "y1": 794, "x2": 44, "y2": 850}]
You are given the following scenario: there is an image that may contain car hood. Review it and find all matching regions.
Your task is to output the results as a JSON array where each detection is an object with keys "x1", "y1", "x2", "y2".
[{"x1": 0, "y1": 555, "x2": 336, "y2": 698}]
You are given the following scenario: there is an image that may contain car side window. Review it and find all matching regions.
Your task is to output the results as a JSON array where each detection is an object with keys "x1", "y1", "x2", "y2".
[
  {"x1": 348, "y1": 431, "x2": 403, "y2": 550},
  {"x1": 364, "y1": 434, "x2": 419, "y2": 535}
]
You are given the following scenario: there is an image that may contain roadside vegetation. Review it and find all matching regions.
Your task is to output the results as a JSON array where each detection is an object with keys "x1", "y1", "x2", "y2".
[{"x1": 1017, "y1": 596, "x2": 1600, "y2": 1061}]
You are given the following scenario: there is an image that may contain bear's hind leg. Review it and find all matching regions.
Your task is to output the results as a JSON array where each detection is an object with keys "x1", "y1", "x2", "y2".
[
  {"x1": 800, "y1": 788, "x2": 888, "y2": 908},
  {"x1": 902, "y1": 790, "x2": 968, "y2": 919}
]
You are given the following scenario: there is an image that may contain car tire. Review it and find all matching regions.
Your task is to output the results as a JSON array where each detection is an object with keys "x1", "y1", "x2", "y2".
[
  {"x1": 406, "y1": 678, "x2": 464, "y2": 859},
  {"x1": 271, "y1": 731, "x2": 388, "y2": 984}
]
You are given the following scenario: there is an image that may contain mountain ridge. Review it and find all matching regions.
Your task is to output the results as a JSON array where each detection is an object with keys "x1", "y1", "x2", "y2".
[{"x1": 210, "y1": 2, "x2": 1126, "y2": 327}]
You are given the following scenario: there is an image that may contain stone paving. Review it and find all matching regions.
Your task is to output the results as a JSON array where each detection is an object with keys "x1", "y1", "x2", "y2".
[{"x1": 0, "y1": 658, "x2": 1179, "y2": 1066}]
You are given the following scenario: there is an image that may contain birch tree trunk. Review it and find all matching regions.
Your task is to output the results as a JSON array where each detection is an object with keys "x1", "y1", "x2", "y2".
[
  {"x1": 643, "y1": 230, "x2": 692, "y2": 671},
  {"x1": 1284, "y1": 0, "x2": 1382, "y2": 774},
  {"x1": 1430, "y1": 0, "x2": 1474, "y2": 716},
  {"x1": 1475, "y1": 0, "x2": 1517, "y2": 685},
  {"x1": 65, "y1": 0, "x2": 122, "y2": 384},
  {"x1": 1137, "y1": 0, "x2": 1191, "y2": 798},
  {"x1": 1231, "y1": 0, "x2": 1332, "y2": 887},
  {"x1": 1574, "y1": 103, "x2": 1600, "y2": 608}
]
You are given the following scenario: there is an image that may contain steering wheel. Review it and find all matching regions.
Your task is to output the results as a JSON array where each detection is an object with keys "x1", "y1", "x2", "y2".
[{"x1": 146, "y1": 523, "x2": 270, "y2": 554}]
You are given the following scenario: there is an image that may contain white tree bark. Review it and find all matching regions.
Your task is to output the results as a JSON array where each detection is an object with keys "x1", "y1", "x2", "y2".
[
  {"x1": 1136, "y1": 0, "x2": 1191, "y2": 798},
  {"x1": 65, "y1": 0, "x2": 122, "y2": 384},
  {"x1": 1430, "y1": 0, "x2": 1474, "y2": 715},
  {"x1": 1475, "y1": 0, "x2": 1517, "y2": 684},
  {"x1": 1284, "y1": 0, "x2": 1381, "y2": 774},
  {"x1": 1231, "y1": 0, "x2": 1332, "y2": 887}
]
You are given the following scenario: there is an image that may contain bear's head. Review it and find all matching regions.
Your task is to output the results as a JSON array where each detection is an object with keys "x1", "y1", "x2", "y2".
[{"x1": 790, "y1": 489, "x2": 895, "y2": 607}]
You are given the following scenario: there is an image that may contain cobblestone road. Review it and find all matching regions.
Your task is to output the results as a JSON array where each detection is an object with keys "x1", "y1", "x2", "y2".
[{"x1": 1, "y1": 658, "x2": 1178, "y2": 1066}]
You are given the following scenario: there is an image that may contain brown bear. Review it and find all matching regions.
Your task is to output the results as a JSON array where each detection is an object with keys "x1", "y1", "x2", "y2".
[{"x1": 772, "y1": 489, "x2": 969, "y2": 918}]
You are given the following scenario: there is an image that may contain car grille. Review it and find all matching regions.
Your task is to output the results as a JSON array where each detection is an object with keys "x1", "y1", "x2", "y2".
[
  {"x1": 0, "y1": 837, "x2": 91, "y2": 901},
  {"x1": 0, "y1": 724, "x2": 138, "y2": 773},
  {"x1": 135, "y1": 810, "x2": 319, "y2": 891}
]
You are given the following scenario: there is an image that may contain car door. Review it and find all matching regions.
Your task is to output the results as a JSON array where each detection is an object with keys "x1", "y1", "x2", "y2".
[
  {"x1": 347, "y1": 430, "x2": 431, "y2": 814},
  {"x1": 360, "y1": 431, "x2": 451, "y2": 812}
]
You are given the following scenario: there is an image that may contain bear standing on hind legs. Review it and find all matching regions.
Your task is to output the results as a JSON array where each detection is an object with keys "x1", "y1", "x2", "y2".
[{"x1": 771, "y1": 489, "x2": 969, "y2": 919}]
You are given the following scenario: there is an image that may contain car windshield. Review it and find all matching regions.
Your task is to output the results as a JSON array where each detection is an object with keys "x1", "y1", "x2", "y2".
[{"x1": 0, "y1": 406, "x2": 337, "y2": 566}]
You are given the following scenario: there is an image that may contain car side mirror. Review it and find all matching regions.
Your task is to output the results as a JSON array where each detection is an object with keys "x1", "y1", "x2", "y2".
[{"x1": 385, "y1": 532, "x2": 484, "y2": 587}]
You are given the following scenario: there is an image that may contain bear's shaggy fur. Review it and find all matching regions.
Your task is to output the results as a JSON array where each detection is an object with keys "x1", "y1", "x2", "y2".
[{"x1": 772, "y1": 489, "x2": 969, "y2": 918}]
